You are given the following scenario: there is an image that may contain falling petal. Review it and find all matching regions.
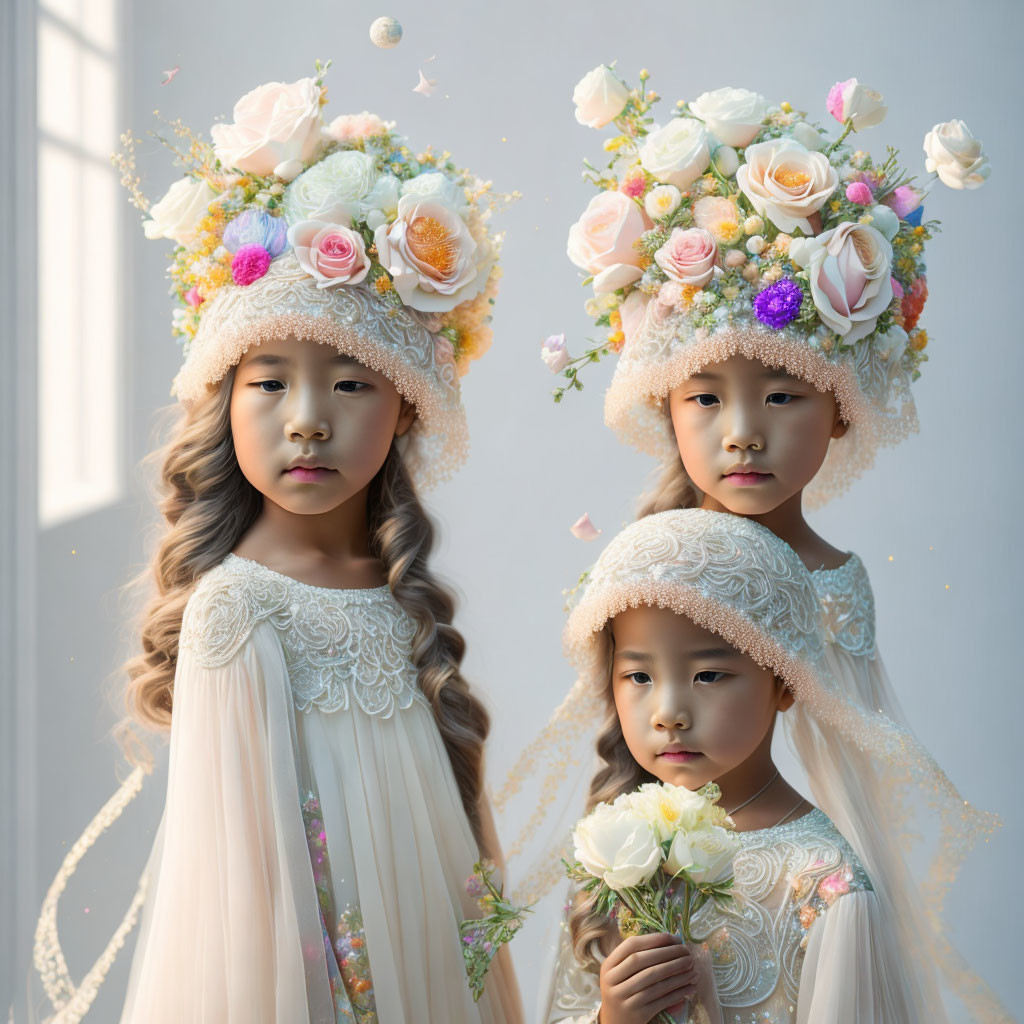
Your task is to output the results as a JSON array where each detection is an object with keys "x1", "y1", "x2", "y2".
[
  {"x1": 413, "y1": 70, "x2": 437, "y2": 97},
  {"x1": 161, "y1": 66, "x2": 180, "y2": 86},
  {"x1": 570, "y1": 514, "x2": 602, "y2": 542}
]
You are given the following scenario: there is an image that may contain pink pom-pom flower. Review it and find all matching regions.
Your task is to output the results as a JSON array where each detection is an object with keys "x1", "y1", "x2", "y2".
[
  {"x1": 231, "y1": 243, "x2": 272, "y2": 286},
  {"x1": 890, "y1": 276, "x2": 904, "y2": 301},
  {"x1": 845, "y1": 181, "x2": 874, "y2": 205},
  {"x1": 883, "y1": 185, "x2": 922, "y2": 220},
  {"x1": 185, "y1": 287, "x2": 204, "y2": 308}
]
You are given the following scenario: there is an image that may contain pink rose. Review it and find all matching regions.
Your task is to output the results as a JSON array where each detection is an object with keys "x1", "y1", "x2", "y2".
[
  {"x1": 567, "y1": 191, "x2": 650, "y2": 275},
  {"x1": 289, "y1": 221, "x2": 371, "y2": 287},
  {"x1": 654, "y1": 227, "x2": 718, "y2": 287},
  {"x1": 211, "y1": 77, "x2": 322, "y2": 181},
  {"x1": 324, "y1": 111, "x2": 392, "y2": 144}
]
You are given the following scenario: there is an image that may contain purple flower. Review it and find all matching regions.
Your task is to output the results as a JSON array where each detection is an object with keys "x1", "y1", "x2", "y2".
[
  {"x1": 223, "y1": 209, "x2": 289, "y2": 257},
  {"x1": 753, "y1": 279, "x2": 803, "y2": 329}
]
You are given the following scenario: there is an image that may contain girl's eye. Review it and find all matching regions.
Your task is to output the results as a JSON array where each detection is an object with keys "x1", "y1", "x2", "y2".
[
  {"x1": 336, "y1": 380, "x2": 369, "y2": 393},
  {"x1": 254, "y1": 380, "x2": 284, "y2": 393},
  {"x1": 694, "y1": 670, "x2": 726, "y2": 685},
  {"x1": 693, "y1": 393, "x2": 719, "y2": 408},
  {"x1": 766, "y1": 392, "x2": 793, "y2": 406},
  {"x1": 626, "y1": 671, "x2": 653, "y2": 686}
]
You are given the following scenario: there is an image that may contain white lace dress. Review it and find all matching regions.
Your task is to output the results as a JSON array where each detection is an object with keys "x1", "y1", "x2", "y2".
[
  {"x1": 121, "y1": 554, "x2": 517, "y2": 1024},
  {"x1": 542, "y1": 808, "x2": 916, "y2": 1024}
]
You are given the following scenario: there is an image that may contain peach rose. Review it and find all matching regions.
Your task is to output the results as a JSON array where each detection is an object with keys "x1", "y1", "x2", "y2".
[
  {"x1": 288, "y1": 220, "x2": 370, "y2": 288},
  {"x1": 374, "y1": 195, "x2": 487, "y2": 312},
  {"x1": 567, "y1": 191, "x2": 650, "y2": 275},
  {"x1": 692, "y1": 196, "x2": 741, "y2": 246},
  {"x1": 654, "y1": 227, "x2": 718, "y2": 287},
  {"x1": 211, "y1": 77, "x2": 322, "y2": 181},
  {"x1": 324, "y1": 111, "x2": 393, "y2": 144},
  {"x1": 736, "y1": 138, "x2": 838, "y2": 234}
]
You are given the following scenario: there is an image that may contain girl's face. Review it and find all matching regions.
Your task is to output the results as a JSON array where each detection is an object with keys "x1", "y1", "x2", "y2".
[
  {"x1": 610, "y1": 605, "x2": 792, "y2": 789},
  {"x1": 668, "y1": 354, "x2": 848, "y2": 516},
  {"x1": 230, "y1": 335, "x2": 415, "y2": 516}
]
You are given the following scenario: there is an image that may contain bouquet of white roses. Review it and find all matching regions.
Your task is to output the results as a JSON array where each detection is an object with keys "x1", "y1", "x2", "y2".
[{"x1": 566, "y1": 782, "x2": 739, "y2": 1024}]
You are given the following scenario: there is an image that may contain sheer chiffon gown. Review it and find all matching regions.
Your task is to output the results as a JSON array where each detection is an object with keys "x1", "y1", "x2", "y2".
[{"x1": 121, "y1": 553, "x2": 518, "y2": 1024}]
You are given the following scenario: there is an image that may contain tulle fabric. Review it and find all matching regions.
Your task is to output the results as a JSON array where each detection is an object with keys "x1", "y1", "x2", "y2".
[{"x1": 121, "y1": 619, "x2": 516, "y2": 1023}]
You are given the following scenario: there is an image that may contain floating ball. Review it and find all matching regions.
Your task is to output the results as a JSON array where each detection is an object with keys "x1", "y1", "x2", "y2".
[{"x1": 369, "y1": 16, "x2": 402, "y2": 48}]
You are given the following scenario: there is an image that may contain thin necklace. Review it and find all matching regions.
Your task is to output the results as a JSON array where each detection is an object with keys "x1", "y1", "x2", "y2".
[
  {"x1": 724, "y1": 769, "x2": 779, "y2": 816},
  {"x1": 769, "y1": 795, "x2": 808, "y2": 830}
]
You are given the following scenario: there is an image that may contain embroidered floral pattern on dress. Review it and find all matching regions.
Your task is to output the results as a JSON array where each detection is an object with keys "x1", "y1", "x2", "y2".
[
  {"x1": 301, "y1": 794, "x2": 378, "y2": 1023},
  {"x1": 179, "y1": 554, "x2": 426, "y2": 717},
  {"x1": 335, "y1": 906, "x2": 377, "y2": 1022},
  {"x1": 812, "y1": 554, "x2": 877, "y2": 658}
]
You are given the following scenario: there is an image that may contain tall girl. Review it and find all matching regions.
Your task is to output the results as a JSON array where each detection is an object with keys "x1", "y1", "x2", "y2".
[{"x1": 110, "y1": 71, "x2": 520, "y2": 1022}]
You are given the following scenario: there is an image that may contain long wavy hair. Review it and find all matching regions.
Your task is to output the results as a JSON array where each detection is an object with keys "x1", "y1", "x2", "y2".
[
  {"x1": 118, "y1": 372, "x2": 490, "y2": 844},
  {"x1": 635, "y1": 412, "x2": 700, "y2": 519},
  {"x1": 568, "y1": 629, "x2": 657, "y2": 973}
]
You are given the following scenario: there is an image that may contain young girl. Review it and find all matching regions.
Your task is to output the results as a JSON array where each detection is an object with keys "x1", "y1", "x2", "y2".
[
  {"x1": 512, "y1": 70, "x2": 995, "y2": 915},
  {"x1": 544, "y1": 508, "x2": 1002, "y2": 1023},
  {"x1": 97, "y1": 71, "x2": 520, "y2": 1022}
]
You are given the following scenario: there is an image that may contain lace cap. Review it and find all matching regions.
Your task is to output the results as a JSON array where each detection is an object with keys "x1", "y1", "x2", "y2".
[{"x1": 565, "y1": 509, "x2": 826, "y2": 694}]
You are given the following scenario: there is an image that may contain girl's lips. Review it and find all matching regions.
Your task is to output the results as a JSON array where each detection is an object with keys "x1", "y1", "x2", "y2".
[
  {"x1": 724, "y1": 472, "x2": 772, "y2": 487},
  {"x1": 657, "y1": 751, "x2": 701, "y2": 763},
  {"x1": 285, "y1": 467, "x2": 337, "y2": 483}
]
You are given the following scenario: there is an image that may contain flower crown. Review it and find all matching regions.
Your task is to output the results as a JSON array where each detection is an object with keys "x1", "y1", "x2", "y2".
[
  {"x1": 117, "y1": 61, "x2": 505, "y2": 380},
  {"x1": 545, "y1": 67, "x2": 990, "y2": 400}
]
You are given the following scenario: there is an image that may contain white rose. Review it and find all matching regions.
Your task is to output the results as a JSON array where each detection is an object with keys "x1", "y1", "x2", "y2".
[
  {"x1": 736, "y1": 138, "x2": 838, "y2": 234},
  {"x1": 802, "y1": 221, "x2": 893, "y2": 342},
  {"x1": 359, "y1": 174, "x2": 401, "y2": 230},
  {"x1": 629, "y1": 783, "x2": 706, "y2": 842},
  {"x1": 541, "y1": 332, "x2": 570, "y2": 373},
  {"x1": 644, "y1": 184, "x2": 682, "y2": 221},
  {"x1": 712, "y1": 145, "x2": 740, "y2": 178},
  {"x1": 923, "y1": 119, "x2": 991, "y2": 190},
  {"x1": 567, "y1": 191, "x2": 649, "y2": 274},
  {"x1": 374, "y1": 195, "x2": 487, "y2": 312},
  {"x1": 283, "y1": 151, "x2": 379, "y2": 224},
  {"x1": 211, "y1": 77, "x2": 322, "y2": 179},
  {"x1": 685, "y1": 825, "x2": 741, "y2": 884},
  {"x1": 400, "y1": 171, "x2": 468, "y2": 212},
  {"x1": 573, "y1": 804, "x2": 663, "y2": 891},
  {"x1": 143, "y1": 177, "x2": 217, "y2": 246},
  {"x1": 874, "y1": 325, "x2": 908, "y2": 363},
  {"x1": 826, "y1": 78, "x2": 887, "y2": 131},
  {"x1": 573, "y1": 65, "x2": 630, "y2": 129},
  {"x1": 592, "y1": 263, "x2": 644, "y2": 294},
  {"x1": 790, "y1": 121, "x2": 825, "y2": 151},
  {"x1": 639, "y1": 118, "x2": 711, "y2": 190},
  {"x1": 689, "y1": 87, "x2": 767, "y2": 148}
]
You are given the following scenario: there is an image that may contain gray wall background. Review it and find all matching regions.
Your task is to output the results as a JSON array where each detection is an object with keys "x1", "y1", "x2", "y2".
[{"x1": 8, "y1": 0, "x2": 1021, "y2": 1020}]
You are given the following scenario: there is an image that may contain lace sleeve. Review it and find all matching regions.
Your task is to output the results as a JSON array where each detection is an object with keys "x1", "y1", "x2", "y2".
[
  {"x1": 178, "y1": 560, "x2": 292, "y2": 668},
  {"x1": 543, "y1": 899, "x2": 602, "y2": 1024}
]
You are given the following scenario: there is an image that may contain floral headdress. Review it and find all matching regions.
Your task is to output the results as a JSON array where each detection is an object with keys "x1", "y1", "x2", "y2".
[
  {"x1": 549, "y1": 68, "x2": 990, "y2": 505},
  {"x1": 117, "y1": 62, "x2": 508, "y2": 488}
]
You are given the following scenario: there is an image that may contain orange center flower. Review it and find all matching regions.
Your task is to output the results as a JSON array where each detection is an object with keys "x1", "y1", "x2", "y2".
[
  {"x1": 407, "y1": 216, "x2": 460, "y2": 278},
  {"x1": 773, "y1": 167, "x2": 811, "y2": 191}
]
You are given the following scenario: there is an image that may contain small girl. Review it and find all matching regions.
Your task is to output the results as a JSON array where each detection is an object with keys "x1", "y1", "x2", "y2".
[
  {"x1": 92, "y1": 70, "x2": 520, "y2": 1023},
  {"x1": 544, "y1": 509, "x2": 998, "y2": 1023},
  {"x1": 513, "y1": 70, "x2": 996, "y2": 919}
]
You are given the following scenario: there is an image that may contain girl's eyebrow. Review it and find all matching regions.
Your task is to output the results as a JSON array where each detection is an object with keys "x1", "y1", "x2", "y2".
[
  {"x1": 244, "y1": 353, "x2": 290, "y2": 368},
  {"x1": 614, "y1": 650, "x2": 653, "y2": 662},
  {"x1": 688, "y1": 647, "x2": 739, "y2": 659}
]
